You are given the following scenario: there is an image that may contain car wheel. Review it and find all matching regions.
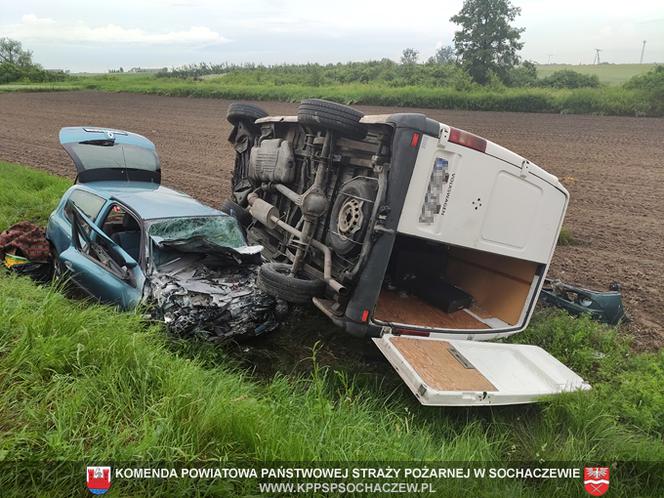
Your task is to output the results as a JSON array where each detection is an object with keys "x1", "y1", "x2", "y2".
[
  {"x1": 226, "y1": 102, "x2": 268, "y2": 127},
  {"x1": 327, "y1": 178, "x2": 377, "y2": 256},
  {"x1": 220, "y1": 199, "x2": 253, "y2": 228},
  {"x1": 257, "y1": 262, "x2": 325, "y2": 304},
  {"x1": 297, "y1": 99, "x2": 367, "y2": 139}
]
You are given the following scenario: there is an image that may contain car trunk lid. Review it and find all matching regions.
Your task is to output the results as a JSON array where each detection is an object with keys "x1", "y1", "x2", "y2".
[
  {"x1": 373, "y1": 334, "x2": 590, "y2": 406},
  {"x1": 59, "y1": 127, "x2": 161, "y2": 184}
]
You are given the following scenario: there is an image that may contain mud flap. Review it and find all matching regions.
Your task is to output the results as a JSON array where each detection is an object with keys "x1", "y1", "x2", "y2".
[{"x1": 373, "y1": 334, "x2": 590, "y2": 406}]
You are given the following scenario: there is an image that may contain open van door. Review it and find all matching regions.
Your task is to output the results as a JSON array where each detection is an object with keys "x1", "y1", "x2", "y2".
[
  {"x1": 373, "y1": 334, "x2": 590, "y2": 406},
  {"x1": 59, "y1": 127, "x2": 161, "y2": 184}
]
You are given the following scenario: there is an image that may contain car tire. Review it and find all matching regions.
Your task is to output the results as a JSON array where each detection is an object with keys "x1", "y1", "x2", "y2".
[
  {"x1": 226, "y1": 102, "x2": 268, "y2": 127},
  {"x1": 220, "y1": 199, "x2": 253, "y2": 227},
  {"x1": 297, "y1": 99, "x2": 367, "y2": 139},
  {"x1": 257, "y1": 262, "x2": 325, "y2": 304},
  {"x1": 327, "y1": 178, "x2": 377, "y2": 256}
]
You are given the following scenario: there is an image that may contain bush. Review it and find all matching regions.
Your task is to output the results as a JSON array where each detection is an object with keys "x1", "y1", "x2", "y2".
[
  {"x1": 539, "y1": 69, "x2": 600, "y2": 88},
  {"x1": 0, "y1": 62, "x2": 67, "y2": 84},
  {"x1": 505, "y1": 61, "x2": 538, "y2": 87},
  {"x1": 623, "y1": 65, "x2": 664, "y2": 115}
]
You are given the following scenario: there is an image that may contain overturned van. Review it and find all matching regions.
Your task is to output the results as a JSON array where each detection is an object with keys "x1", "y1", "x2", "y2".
[{"x1": 226, "y1": 100, "x2": 589, "y2": 406}]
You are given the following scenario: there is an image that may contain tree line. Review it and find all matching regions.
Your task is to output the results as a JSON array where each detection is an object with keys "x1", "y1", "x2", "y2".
[
  {"x1": 0, "y1": 38, "x2": 67, "y2": 84},
  {"x1": 155, "y1": 0, "x2": 600, "y2": 90}
]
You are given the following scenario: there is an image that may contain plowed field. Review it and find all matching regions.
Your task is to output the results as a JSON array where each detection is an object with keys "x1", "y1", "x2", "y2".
[{"x1": 1, "y1": 91, "x2": 662, "y2": 349}]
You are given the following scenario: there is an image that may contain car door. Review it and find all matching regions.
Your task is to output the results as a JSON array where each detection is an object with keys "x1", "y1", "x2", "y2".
[
  {"x1": 373, "y1": 333, "x2": 590, "y2": 406},
  {"x1": 59, "y1": 202, "x2": 145, "y2": 310}
]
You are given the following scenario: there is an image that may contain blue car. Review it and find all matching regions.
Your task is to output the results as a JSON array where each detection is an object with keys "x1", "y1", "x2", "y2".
[{"x1": 46, "y1": 127, "x2": 280, "y2": 339}]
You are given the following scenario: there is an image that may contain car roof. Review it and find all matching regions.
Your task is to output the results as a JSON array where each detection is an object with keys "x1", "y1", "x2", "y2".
[{"x1": 75, "y1": 181, "x2": 222, "y2": 220}]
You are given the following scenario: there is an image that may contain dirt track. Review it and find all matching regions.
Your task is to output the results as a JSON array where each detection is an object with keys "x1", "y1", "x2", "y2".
[{"x1": 1, "y1": 91, "x2": 662, "y2": 349}]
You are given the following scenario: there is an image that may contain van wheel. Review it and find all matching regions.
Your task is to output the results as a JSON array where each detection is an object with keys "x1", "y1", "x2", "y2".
[
  {"x1": 220, "y1": 199, "x2": 253, "y2": 228},
  {"x1": 257, "y1": 263, "x2": 325, "y2": 304},
  {"x1": 226, "y1": 102, "x2": 268, "y2": 127},
  {"x1": 297, "y1": 99, "x2": 367, "y2": 139},
  {"x1": 328, "y1": 178, "x2": 377, "y2": 256}
]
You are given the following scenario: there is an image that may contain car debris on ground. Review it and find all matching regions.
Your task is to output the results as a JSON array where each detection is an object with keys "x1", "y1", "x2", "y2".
[
  {"x1": 0, "y1": 221, "x2": 53, "y2": 282},
  {"x1": 539, "y1": 278, "x2": 626, "y2": 325}
]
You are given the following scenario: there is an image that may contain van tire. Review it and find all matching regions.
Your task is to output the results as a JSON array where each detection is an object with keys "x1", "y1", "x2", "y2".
[
  {"x1": 257, "y1": 263, "x2": 325, "y2": 304},
  {"x1": 297, "y1": 99, "x2": 367, "y2": 139},
  {"x1": 226, "y1": 102, "x2": 268, "y2": 127}
]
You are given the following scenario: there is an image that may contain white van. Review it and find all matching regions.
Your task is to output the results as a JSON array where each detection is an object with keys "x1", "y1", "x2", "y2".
[{"x1": 225, "y1": 99, "x2": 590, "y2": 406}]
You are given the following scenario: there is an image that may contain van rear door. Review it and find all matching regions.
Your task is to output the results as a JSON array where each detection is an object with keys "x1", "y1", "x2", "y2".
[{"x1": 373, "y1": 334, "x2": 589, "y2": 406}]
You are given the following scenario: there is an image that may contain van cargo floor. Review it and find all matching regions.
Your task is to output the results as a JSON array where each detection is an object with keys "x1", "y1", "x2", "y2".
[{"x1": 374, "y1": 289, "x2": 489, "y2": 330}]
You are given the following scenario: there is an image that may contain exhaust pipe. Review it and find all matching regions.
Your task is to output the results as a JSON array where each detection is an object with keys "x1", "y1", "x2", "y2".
[{"x1": 248, "y1": 194, "x2": 347, "y2": 296}]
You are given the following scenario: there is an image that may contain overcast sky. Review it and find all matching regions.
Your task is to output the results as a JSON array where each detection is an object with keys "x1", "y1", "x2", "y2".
[{"x1": 1, "y1": 0, "x2": 662, "y2": 72}]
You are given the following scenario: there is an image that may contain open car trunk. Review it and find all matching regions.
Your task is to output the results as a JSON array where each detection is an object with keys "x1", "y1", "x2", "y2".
[
  {"x1": 60, "y1": 127, "x2": 161, "y2": 184},
  {"x1": 373, "y1": 335, "x2": 590, "y2": 406},
  {"x1": 373, "y1": 234, "x2": 542, "y2": 334}
]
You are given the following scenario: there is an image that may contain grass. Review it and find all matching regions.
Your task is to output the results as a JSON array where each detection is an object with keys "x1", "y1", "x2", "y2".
[
  {"x1": 0, "y1": 161, "x2": 663, "y2": 496},
  {"x1": 536, "y1": 64, "x2": 658, "y2": 86},
  {"x1": 1, "y1": 72, "x2": 661, "y2": 116},
  {"x1": 557, "y1": 227, "x2": 577, "y2": 246}
]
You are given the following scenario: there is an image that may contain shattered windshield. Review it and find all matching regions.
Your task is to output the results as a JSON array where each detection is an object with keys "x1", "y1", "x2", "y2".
[
  {"x1": 149, "y1": 216, "x2": 245, "y2": 247},
  {"x1": 148, "y1": 215, "x2": 250, "y2": 267}
]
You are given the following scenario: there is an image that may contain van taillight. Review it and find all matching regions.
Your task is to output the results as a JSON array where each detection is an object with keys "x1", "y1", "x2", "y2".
[{"x1": 448, "y1": 127, "x2": 487, "y2": 153}]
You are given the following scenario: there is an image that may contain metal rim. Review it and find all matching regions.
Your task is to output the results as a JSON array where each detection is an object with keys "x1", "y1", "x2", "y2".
[{"x1": 337, "y1": 197, "x2": 364, "y2": 238}]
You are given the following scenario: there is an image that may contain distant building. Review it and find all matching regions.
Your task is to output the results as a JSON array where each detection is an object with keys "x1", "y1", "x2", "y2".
[{"x1": 128, "y1": 67, "x2": 167, "y2": 73}]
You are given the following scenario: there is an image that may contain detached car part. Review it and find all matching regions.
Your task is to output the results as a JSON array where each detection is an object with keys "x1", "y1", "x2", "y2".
[{"x1": 540, "y1": 278, "x2": 626, "y2": 325}]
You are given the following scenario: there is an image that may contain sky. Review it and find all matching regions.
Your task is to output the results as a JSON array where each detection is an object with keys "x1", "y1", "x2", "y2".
[{"x1": 1, "y1": 0, "x2": 662, "y2": 72}]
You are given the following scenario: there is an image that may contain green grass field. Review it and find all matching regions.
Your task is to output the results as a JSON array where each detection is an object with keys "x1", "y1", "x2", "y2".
[
  {"x1": 1, "y1": 69, "x2": 662, "y2": 116},
  {"x1": 0, "y1": 161, "x2": 663, "y2": 496},
  {"x1": 536, "y1": 64, "x2": 657, "y2": 85}
]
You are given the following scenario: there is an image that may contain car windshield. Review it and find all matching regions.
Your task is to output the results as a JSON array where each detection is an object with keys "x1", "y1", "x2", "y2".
[
  {"x1": 68, "y1": 143, "x2": 158, "y2": 171},
  {"x1": 148, "y1": 216, "x2": 247, "y2": 266}
]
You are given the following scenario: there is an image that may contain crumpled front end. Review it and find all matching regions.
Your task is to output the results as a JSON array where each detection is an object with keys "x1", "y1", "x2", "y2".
[{"x1": 150, "y1": 259, "x2": 281, "y2": 340}]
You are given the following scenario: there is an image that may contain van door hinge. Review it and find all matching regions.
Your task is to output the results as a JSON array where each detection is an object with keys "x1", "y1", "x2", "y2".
[
  {"x1": 448, "y1": 345, "x2": 475, "y2": 369},
  {"x1": 520, "y1": 160, "x2": 531, "y2": 178}
]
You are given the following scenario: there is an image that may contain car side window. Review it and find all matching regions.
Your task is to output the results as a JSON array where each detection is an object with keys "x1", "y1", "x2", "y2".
[
  {"x1": 99, "y1": 204, "x2": 142, "y2": 263},
  {"x1": 71, "y1": 209, "x2": 134, "y2": 278},
  {"x1": 64, "y1": 189, "x2": 106, "y2": 222}
]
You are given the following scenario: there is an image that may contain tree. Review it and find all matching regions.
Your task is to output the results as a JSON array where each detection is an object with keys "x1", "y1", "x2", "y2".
[
  {"x1": 450, "y1": 0, "x2": 524, "y2": 84},
  {"x1": 400, "y1": 48, "x2": 419, "y2": 65},
  {"x1": 0, "y1": 38, "x2": 66, "y2": 84},
  {"x1": 0, "y1": 37, "x2": 34, "y2": 67},
  {"x1": 430, "y1": 45, "x2": 456, "y2": 65}
]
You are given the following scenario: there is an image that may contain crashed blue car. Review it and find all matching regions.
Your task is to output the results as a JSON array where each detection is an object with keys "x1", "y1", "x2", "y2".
[{"x1": 46, "y1": 127, "x2": 280, "y2": 339}]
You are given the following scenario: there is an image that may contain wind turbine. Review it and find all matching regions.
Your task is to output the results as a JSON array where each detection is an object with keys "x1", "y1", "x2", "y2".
[
  {"x1": 546, "y1": 54, "x2": 555, "y2": 64},
  {"x1": 640, "y1": 41, "x2": 647, "y2": 64},
  {"x1": 593, "y1": 49, "x2": 602, "y2": 65}
]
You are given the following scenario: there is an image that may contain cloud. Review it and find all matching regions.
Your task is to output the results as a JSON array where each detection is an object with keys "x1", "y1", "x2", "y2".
[
  {"x1": 21, "y1": 14, "x2": 56, "y2": 25},
  {"x1": 4, "y1": 14, "x2": 228, "y2": 45}
]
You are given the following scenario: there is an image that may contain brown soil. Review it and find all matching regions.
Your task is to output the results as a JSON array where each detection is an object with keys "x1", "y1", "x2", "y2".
[{"x1": 1, "y1": 91, "x2": 662, "y2": 350}]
